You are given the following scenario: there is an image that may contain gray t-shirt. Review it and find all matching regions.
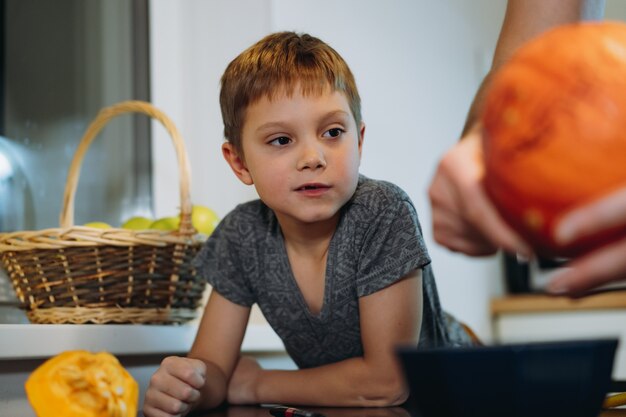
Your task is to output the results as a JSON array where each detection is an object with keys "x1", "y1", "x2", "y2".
[{"x1": 193, "y1": 176, "x2": 471, "y2": 369}]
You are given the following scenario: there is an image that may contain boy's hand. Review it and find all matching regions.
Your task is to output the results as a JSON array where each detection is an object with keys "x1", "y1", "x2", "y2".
[
  {"x1": 227, "y1": 356, "x2": 262, "y2": 404},
  {"x1": 143, "y1": 356, "x2": 206, "y2": 417}
]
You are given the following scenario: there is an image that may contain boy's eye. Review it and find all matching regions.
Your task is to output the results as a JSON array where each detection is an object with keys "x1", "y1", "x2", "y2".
[
  {"x1": 323, "y1": 128, "x2": 344, "y2": 138},
  {"x1": 269, "y1": 136, "x2": 291, "y2": 146}
]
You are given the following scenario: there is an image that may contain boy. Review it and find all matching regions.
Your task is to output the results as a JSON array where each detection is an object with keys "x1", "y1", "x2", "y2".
[{"x1": 143, "y1": 31, "x2": 471, "y2": 417}]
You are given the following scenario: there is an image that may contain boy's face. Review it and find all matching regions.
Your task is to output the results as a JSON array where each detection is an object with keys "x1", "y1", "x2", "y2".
[{"x1": 223, "y1": 86, "x2": 364, "y2": 229}]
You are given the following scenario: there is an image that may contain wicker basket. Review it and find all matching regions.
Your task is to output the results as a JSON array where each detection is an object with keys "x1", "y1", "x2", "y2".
[{"x1": 0, "y1": 101, "x2": 207, "y2": 324}]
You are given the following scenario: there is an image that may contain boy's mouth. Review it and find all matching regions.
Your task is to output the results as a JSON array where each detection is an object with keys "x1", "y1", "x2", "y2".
[{"x1": 295, "y1": 183, "x2": 330, "y2": 191}]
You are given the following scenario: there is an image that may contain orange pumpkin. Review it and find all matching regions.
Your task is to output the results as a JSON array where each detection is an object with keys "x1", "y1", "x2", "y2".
[{"x1": 482, "y1": 21, "x2": 626, "y2": 257}]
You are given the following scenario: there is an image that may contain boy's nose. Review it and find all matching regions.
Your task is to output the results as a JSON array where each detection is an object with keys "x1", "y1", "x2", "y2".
[{"x1": 297, "y1": 143, "x2": 326, "y2": 171}]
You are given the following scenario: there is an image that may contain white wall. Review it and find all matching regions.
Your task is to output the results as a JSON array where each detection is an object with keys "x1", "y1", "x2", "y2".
[{"x1": 150, "y1": 0, "x2": 509, "y2": 341}]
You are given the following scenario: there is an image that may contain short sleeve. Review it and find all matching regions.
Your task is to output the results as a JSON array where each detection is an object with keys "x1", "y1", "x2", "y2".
[
  {"x1": 356, "y1": 199, "x2": 430, "y2": 297},
  {"x1": 192, "y1": 210, "x2": 256, "y2": 307}
]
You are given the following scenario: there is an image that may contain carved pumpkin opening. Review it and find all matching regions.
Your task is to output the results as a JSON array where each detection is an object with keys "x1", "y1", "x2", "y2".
[{"x1": 25, "y1": 350, "x2": 138, "y2": 417}]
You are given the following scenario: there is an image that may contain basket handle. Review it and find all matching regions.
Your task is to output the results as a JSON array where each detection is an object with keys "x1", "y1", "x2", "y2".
[{"x1": 60, "y1": 100, "x2": 193, "y2": 232}]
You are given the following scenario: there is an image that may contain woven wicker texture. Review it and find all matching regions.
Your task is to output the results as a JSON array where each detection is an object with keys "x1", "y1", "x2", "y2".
[{"x1": 0, "y1": 101, "x2": 206, "y2": 324}]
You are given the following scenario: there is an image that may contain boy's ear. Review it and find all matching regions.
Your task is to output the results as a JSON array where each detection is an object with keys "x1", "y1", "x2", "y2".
[
  {"x1": 358, "y1": 122, "x2": 365, "y2": 157},
  {"x1": 222, "y1": 142, "x2": 253, "y2": 185}
]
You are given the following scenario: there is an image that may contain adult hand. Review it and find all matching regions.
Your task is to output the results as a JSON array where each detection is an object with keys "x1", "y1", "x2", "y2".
[
  {"x1": 428, "y1": 127, "x2": 530, "y2": 257},
  {"x1": 143, "y1": 356, "x2": 206, "y2": 417},
  {"x1": 227, "y1": 356, "x2": 262, "y2": 404},
  {"x1": 547, "y1": 187, "x2": 626, "y2": 295}
]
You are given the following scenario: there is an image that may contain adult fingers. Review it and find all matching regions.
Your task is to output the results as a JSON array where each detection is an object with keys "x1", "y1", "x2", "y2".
[
  {"x1": 429, "y1": 133, "x2": 530, "y2": 257},
  {"x1": 433, "y1": 166, "x2": 529, "y2": 256},
  {"x1": 432, "y1": 206, "x2": 498, "y2": 255},
  {"x1": 546, "y1": 237, "x2": 626, "y2": 295},
  {"x1": 429, "y1": 151, "x2": 498, "y2": 255},
  {"x1": 556, "y1": 187, "x2": 626, "y2": 244},
  {"x1": 459, "y1": 181, "x2": 531, "y2": 257}
]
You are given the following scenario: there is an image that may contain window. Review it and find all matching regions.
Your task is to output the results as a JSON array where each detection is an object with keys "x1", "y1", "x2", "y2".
[{"x1": 0, "y1": 0, "x2": 151, "y2": 232}]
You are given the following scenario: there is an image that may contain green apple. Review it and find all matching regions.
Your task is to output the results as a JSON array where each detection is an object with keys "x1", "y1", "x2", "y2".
[
  {"x1": 149, "y1": 216, "x2": 180, "y2": 231},
  {"x1": 84, "y1": 221, "x2": 112, "y2": 229},
  {"x1": 121, "y1": 216, "x2": 153, "y2": 230},
  {"x1": 192, "y1": 205, "x2": 220, "y2": 236}
]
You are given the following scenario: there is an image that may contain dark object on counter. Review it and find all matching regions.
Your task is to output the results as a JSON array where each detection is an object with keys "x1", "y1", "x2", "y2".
[
  {"x1": 503, "y1": 252, "x2": 530, "y2": 293},
  {"x1": 503, "y1": 252, "x2": 571, "y2": 294},
  {"x1": 398, "y1": 338, "x2": 617, "y2": 417}
]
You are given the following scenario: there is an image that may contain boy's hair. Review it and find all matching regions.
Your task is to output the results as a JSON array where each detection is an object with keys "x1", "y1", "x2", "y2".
[{"x1": 220, "y1": 31, "x2": 362, "y2": 156}]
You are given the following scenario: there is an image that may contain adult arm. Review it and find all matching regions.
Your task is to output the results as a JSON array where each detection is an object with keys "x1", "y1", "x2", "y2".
[
  {"x1": 227, "y1": 270, "x2": 422, "y2": 407},
  {"x1": 463, "y1": 0, "x2": 605, "y2": 135},
  {"x1": 428, "y1": 0, "x2": 605, "y2": 256}
]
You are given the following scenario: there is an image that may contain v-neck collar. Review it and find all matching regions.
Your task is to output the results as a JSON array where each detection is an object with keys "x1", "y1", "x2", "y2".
[{"x1": 275, "y1": 222, "x2": 339, "y2": 322}]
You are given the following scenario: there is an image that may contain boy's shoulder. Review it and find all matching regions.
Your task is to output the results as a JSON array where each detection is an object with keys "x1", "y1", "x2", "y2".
[
  {"x1": 218, "y1": 199, "x2": 274, "y2": 232},
  {"x1": 231, "y1": 198, "x2": 269, "y2": 216},
  {"x1": 351, "y1": 175, "x2": 413, "y2": 208}
]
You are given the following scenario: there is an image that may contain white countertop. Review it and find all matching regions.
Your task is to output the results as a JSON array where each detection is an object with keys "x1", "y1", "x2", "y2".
[{"x1": 0, "y1": 323, "x2": 285, "y2": 360}]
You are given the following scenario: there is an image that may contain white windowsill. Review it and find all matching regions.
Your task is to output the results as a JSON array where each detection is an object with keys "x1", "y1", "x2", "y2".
[{"x1": 0, "y1": 323, "x2": 284, "y2": 360}]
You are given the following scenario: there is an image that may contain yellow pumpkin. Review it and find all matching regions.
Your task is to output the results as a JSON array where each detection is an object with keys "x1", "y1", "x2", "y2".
[{"x1": 25, "y1": 350, "x2": 138, "y2": 417}]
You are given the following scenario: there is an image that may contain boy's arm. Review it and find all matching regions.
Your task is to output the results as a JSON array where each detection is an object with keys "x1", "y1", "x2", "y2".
[
  {"x1": 189, "y1": 290, "x2": 252, "y2": 409},
  {"x1": 229, "y1": 269, "x2": 422, "y2": 407},
  {"x1": 143, "y1": 290, "x2": 250, "y2": 416}
]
